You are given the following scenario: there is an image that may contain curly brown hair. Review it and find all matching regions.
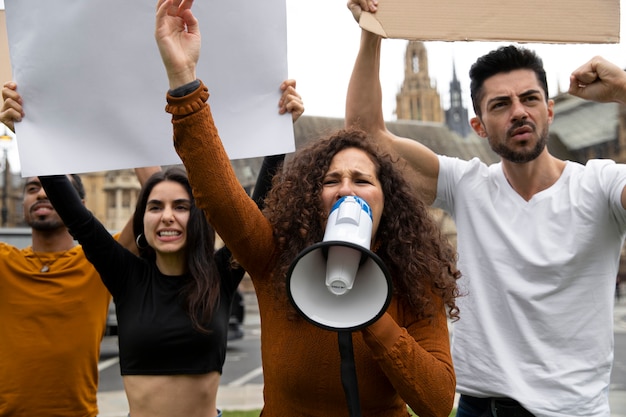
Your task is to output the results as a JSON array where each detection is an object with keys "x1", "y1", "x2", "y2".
[{"x1": 264, "y1": 129, "x2": 460, "y2": 321}]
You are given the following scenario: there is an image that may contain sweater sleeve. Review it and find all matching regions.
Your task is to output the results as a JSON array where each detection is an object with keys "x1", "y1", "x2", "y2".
[
  {"x1": 213, "y1": 153, "x2": 285, "y2": 290},
  {"x1": 165, "y1": 81, "x2": 276, "y2": 280},
  {"x1": 39, "y1": 175, "x2": 94, "y2": 229},
  {"x1": 39, "y1": 175, "x2": 131, "y2": 296},
  {"x1": 361, "y1": 297, "x2": 456, "y2": 417}
]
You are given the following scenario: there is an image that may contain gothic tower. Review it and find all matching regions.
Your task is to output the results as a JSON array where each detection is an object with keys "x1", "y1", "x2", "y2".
[
  {"x1": 444, "y1": 63, "x2": 470, "y2": 138},
  {"x1": 395, "y1": 41, "x2": 443, "y2": 122}
]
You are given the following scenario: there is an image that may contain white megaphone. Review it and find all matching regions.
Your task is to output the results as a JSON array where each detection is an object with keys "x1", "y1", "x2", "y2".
[{"x1": 286, "y1": 196, "x2": 392, "y2": 331}]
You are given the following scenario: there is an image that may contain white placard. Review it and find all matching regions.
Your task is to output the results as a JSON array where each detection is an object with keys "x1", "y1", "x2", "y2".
[{"x1": 4, "y1": 0, "x2": 294, "y2": 176}]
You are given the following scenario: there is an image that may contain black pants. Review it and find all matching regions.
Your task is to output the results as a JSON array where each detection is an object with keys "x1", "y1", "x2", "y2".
[{"x1": 456, "y1": 395, "x2": 535, "y2": 417}]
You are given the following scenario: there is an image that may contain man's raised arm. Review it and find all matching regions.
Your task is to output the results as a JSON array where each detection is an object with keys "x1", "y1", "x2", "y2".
[
  {"x1": 345, "y1": 1, "x2": 440, "y2": 204},
  {"x1": 568, "y1": 56, "x2": 626, "y2": 209}
]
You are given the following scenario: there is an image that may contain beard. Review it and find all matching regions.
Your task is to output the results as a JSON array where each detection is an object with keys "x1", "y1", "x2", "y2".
[
  {"x1": 488, "y1": 121, "x2": 548, "y2": 163},
  {"x1": 26, "y1": 216, "x2": 65, "y2": 231}
]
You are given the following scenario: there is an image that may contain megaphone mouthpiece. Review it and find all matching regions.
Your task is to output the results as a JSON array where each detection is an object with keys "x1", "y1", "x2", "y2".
[
  {"x1": 325, "y1": 245, "x2": 362, "y2": 295},
  {"x1": 324, "y1": 196, "x2": 373, "y2": 250}
]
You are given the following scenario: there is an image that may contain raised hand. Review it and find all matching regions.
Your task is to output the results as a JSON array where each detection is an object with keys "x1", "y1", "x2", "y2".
[
  {"x1": 155, "y1": 0, "x2": 200, "y2": 89},
  {"x1": 0, "y1": 82, "x2": 24, "y2": 132},
  {"x1": 347, "y1": 0, "x2": 378, "y2": 23},
  {"x1": 279, "y1": 79, "x2": 304, "y2": 123},
  {"x1": 568, "y1": 56, "x2": 626, "y2": 105}
]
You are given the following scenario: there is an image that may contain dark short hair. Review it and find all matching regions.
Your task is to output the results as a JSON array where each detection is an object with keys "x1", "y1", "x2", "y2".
[{"x1": 469, "y1": 45, "x2": 549, "y2": 116}]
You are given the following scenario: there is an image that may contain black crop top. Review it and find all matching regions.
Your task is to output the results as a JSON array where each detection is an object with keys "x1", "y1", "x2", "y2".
[{"x1": 40, "y1": 175, "x2": 243, "y2": 375}]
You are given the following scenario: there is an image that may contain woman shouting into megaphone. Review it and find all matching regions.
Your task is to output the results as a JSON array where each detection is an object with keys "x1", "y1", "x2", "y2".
[{"x1": 154, "y1": 1, "x2": 461, "y2": 416}]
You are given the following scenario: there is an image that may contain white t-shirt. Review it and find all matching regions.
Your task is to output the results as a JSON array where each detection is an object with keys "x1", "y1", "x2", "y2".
[{"x1": 436, "y1": 156, "x2": 626, "y2": 417}]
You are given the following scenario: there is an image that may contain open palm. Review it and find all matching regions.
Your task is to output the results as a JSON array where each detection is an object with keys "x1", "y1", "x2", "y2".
[{"x1": 155, "y1": 0, "x2": 201, "y2": 89}]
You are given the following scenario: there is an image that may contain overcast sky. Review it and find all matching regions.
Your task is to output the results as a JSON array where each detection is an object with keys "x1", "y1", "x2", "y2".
[{"x1": 2, "y1": 0, "x2": 626, "y2": 170}]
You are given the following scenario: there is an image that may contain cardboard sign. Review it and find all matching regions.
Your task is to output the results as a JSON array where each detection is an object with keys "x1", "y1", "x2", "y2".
[
  {"x1": 360, "y1": 0, "x2": 620, "y2": 43},
  {"x1": 0, "y1": 11, "x2": 10, "y2": 85}
]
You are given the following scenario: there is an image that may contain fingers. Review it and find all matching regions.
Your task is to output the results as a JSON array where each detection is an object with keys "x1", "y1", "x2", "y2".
[
  {"x1": 347, "y1": 0, "x2": 378, "y2": 22},
  {"x1": 156, "y1": 0, "x2": 198, "y2": 34},
  {"x1": 2, "y1": 81, "x2": 16, "y2": 92},
  {"x1": 180, "y1": 0, "x2": 194, "y2": 13},
  {"x1": 2, "y1": 82, "x2": 18, "y2": 102},
  {"x1": 347, "y1": 0, "x2": 362, "y2": 22},
  {"x1": 180, "y1": 7, "x2": 199, "y2": 36},
  {"x1": 1, "y1": 82, "x2": 23, "y2": 131},
  {"x1": 155, "y1": 0, "x2": 172, "y2": 24},
  {"x1": 156, "y1": 0, "x2": 180, "y2": 17},
  {"x1": 279, "y1": 80, "x2": 304, "y2": 122},
  {"x1": 0, "y1": 110, "x2": 18, "y2": 132},
  {"x1": 567, "y1": 56, "x2": 626, "y2": 104},
  {"x1": 347, "y1": 0, "x2": 378, "y2": 12},
  {"x1": 280, "y1": 79, "x2": 296, "y2": 91},
  {"x1": 363, "y1": 0, "x2": 378, "y2": 12},
  {"x1": 156, "y1": 0, "x2": 193, "y2": 19},
  {"x1": 156, "y1": 0, "x2": 168, "y2": 12},
  {"x1": 279, "y1": 79, "x2": 300, "y2": 112},
  {"x1": 569, "y1": 56, "x2": 603, "y2": 88}
]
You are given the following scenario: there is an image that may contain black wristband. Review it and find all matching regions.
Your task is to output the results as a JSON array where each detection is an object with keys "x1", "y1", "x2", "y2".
[{"x1": 168, "y1": 80, "x2": 202, "y2": 97}]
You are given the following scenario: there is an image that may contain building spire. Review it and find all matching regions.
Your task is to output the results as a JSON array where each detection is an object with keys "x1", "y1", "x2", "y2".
[{"x1": 444, "y1": 57, "x2": 470, "y2": 138}]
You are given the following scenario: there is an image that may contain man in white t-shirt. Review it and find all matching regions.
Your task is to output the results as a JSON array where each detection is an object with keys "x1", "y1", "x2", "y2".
[{"x1": 346, "y1": 1, "x2": 626, "y2": 416}]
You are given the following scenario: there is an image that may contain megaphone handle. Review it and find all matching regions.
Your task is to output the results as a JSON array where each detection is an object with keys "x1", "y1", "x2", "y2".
[{"x1": 338, "y1": 331, "x2": 362, "y2": 417}]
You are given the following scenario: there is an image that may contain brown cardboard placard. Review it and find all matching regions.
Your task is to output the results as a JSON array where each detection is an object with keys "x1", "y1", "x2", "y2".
[
  {"x1": 359, "y1": 0, "x2": 620, "y2": 44},
  {"x1": 0, "y1": 11, "x2": 11, "y2": 84}
]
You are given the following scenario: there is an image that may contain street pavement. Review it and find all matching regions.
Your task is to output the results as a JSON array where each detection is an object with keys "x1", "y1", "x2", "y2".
[{"x1": 97, "y1": 292, "x2": 626, "y2": 417}]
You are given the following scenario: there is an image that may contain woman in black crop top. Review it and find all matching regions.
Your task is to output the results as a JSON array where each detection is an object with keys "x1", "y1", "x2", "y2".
[{"x1": 39, "y1": 94, "x2": 302, "y2": 417}]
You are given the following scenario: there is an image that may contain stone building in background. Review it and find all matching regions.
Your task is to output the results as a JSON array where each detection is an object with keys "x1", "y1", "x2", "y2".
[{"x1": 395, "y1": 41, "x2": 443, "y2": 123}]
